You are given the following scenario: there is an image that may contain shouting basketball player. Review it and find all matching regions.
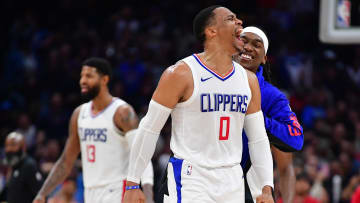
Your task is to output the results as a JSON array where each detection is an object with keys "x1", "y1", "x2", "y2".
[{"x1": 124, "y1": 6, "x2": 274, "y2": 203}]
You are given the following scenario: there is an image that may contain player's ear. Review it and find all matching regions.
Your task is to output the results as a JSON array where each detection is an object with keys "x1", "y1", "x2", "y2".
[
  {"x1": 102, "y1": 75, "x2": 110, "y2": 86},
  {"x1": 205, "y1": 26, "x2": 217, "y2": 39}
]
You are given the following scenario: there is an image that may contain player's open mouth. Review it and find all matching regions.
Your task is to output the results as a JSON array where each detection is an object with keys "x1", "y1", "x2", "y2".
[
  {"x1": 81, "y1": 87, "x2": 89, "y2": 93},
  {"x1": 235, "y1": 28, "x2": 242, "y2": 41},
  {"x1": 240, "y1": 53, "x2": 254, "y2": 61}
]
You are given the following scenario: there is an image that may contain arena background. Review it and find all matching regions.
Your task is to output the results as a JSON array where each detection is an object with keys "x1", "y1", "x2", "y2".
[{"x1": 1, "y1": 0, "x2": 360, "y2": 202}]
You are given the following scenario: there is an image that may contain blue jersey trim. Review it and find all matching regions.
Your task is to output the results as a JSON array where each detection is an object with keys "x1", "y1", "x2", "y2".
[
  {"x1": 192, "y1": 54, "x2": 235, "y2": 81},
  {"x1": 169, "y1": 157, "x2": 183, "y2": 203}
]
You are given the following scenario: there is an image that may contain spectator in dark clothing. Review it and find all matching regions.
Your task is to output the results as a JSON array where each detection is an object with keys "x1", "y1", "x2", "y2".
[{"x1": 0, "y1": 132, "x2": 43, "y2": 203}]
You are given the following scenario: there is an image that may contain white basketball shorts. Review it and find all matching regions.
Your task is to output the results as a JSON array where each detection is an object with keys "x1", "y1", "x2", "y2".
[
  {"x1": 84, "y1": 180, "x2": 126, "y2": 203},
  {"x1": 164, "y1": 157, "x2": 245, "y2": 203}
]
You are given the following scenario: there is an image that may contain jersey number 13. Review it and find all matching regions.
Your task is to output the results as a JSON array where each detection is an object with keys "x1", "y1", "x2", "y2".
[{"x1": 86, "y1": 144, "x2": 96, "y2": 162}]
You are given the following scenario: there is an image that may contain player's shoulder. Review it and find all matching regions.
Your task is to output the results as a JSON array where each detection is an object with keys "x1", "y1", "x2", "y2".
[
  {"x1": 72, "y1": 105, "x2": 83, "y2": 119},
  {"x1": 114, "y1": 102, "x2": 135, "y2": 118},
  {"x1": 244, "y1": 69, "x2": 258, "y2": 87},
  {"x1": 156, "y1": 60, "x2": 193, "y2": 91},
  {"x1": 162, "y1": 60, "x2": 192, "y2": 80},
  {"x1": 245, "y1": 69, "x2": 256, "y2": 80},
  {"x1": 113, "y1": 99, "x2": 137, "y2": 121}
]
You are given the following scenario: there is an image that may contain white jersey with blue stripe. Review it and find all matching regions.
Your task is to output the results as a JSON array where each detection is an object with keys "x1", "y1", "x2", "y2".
[
  {"x1": 170, "y1": 54, "x2": 252, "y2": 168},
  {"x1": 77, "y1": 98, "x2": 129, "y2": 188}
]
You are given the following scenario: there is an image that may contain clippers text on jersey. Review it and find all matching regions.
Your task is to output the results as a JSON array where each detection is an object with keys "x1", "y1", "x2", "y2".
[
  {"x1": 79, "y1": 128, "x2": 107, "y2": 142},
  {"x1": 200, "y1": 93, "x2": 248, "y2": 113}
]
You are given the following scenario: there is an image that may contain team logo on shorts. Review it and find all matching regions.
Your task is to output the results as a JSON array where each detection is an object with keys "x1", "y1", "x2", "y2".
[{"x1": 186, "y1": 165, "x2": 192, "y2": 175}]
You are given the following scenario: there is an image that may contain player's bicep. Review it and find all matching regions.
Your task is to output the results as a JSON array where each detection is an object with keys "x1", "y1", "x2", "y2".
[
  {"x1": 152, "y1": 62, "x2": 191, "y2": 109},
  {"x1": 62, "y1": 107, "x2": 81, "y2": 164},
  {"x1": 246, "y1": 70, "x2": 261, "y2": 115},
  {"x1": 114, "y1": 105, "x2": 139, "y2": 133}
]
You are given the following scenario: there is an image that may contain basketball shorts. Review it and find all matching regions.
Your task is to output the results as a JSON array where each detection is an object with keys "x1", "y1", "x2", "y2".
[
  {"x1": 164, "y1": 157, "x2": 245, "y2": 203},
  {"x1": 84, "y1": 180, "x2": 126, "y2": 203}
]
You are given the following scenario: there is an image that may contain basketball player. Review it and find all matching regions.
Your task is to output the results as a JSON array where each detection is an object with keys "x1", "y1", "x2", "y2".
[
  {"x1": 124, "y1": 6, "x2": 274, "y2": 203},
  {"x1": 234, "y1": 27, "x2": 304, "y2": 203},
  {"x1": 33, "y1": 58, "x2": 154, "y2": 203}
]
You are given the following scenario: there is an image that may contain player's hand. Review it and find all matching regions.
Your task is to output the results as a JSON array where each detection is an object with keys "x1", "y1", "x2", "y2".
[
  {"x1": 256, "y1": 186, "x2": 274, "y2": 203},
  {"x1": 33, "y1": 195, "x2": 45, "y2": 203},
  {"x1": 256, "y1": 193, "x2": 274, "y2": 203},
  {"x1": 123, "y1": 188, "x2": 146, "y2": 203}
]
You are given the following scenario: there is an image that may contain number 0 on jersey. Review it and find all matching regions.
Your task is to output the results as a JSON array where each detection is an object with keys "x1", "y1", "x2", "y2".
[{"x1": 219, "y1": 117, "x2": 230, "y2": 140}]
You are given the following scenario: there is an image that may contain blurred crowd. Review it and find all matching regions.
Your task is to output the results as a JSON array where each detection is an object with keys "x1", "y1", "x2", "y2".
[{"x1": 1, "y1": 0, "x2": 360, "y2": 202}]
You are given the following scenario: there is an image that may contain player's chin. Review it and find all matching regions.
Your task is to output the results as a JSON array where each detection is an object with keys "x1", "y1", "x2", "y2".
[
  {"x1": 81, "y1": 92, "x2": 95, "y2": 102},
  {"x1": 239, "y1": 60, "x2": 252, "y2": 68}
]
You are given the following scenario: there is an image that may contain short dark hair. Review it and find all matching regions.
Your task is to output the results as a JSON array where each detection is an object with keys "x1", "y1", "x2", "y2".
[
  {"x1": 193, "y1": 5, "x2": 221, "y2": 44},
  {"x1": 82, "y1": 57, "x2": 112, "y2": 80}
]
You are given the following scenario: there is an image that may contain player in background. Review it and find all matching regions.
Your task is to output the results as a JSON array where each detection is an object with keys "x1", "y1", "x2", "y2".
[
  {"x1": 124, "y1": 6, "x2": 274, "y2": 203},
  {"x1": 234, "y1": 27, "x2": 304, "y2": 203},
  {"x1": 33, "y1": 57, "x2": 154, "y2": 203}
]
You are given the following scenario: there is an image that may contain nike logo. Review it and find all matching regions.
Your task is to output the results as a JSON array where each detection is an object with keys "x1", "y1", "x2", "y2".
[{"x1": 201, "y1": 76, "x2": 213, "y2": 82}]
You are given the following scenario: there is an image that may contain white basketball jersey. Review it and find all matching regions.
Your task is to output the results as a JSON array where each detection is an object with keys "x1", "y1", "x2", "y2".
[
  {"x1": 77, "y1": 98, "x2": 129, "y2": 188},
  {"x1": 170, "y1": 54, "x2": 252, "y2": 168}
]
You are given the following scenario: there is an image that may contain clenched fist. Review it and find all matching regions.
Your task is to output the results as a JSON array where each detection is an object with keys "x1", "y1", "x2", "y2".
[{"x1": 256, "y1": 193, "x2": 274, "y2": 203}]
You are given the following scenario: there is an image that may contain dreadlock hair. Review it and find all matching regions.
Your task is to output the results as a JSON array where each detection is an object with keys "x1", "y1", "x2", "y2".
[{"x1": 261, "y1": 61, "x2": 272, "y2": 84}]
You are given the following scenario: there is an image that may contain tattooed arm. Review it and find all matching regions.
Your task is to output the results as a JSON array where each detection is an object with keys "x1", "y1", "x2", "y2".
[
  {"x1": 114, "y1": 104, "x2": 154, "y2": 203},
  {"x1": 114, "y1": 104, "x2": 139, "y2": 132},
  {"x1": 33, "y1": 107, "x2": 81, "y2": 203}
]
